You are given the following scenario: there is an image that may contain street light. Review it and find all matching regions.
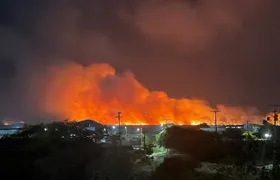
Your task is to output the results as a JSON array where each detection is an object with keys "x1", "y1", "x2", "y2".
[
  {"x1": 137, "y1": 127, "x2": 143, "y2": 148},
  {"x1": 264, "y1": 133, "x2": 272, "y2": 139},
  {"x1": 112, "y1": 126, "x2": 116, "y2": 129},
  {"x1": 125, "y1": 126, "x2": 127, "y2": 136}
]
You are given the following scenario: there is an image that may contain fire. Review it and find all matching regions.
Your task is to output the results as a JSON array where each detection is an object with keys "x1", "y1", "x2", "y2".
[
  {"x1": 42, "y1": 63, "x2": 263, "y2": 125},
  {"x1": 2, "y1": 119, "x2": 24, "y2": 126},
  {"x1": 190, "y1": 121, "x2": 201, "y2": 126},
  {"x1": 3, "y1": 122, "x2": 10, "y2": 126}
]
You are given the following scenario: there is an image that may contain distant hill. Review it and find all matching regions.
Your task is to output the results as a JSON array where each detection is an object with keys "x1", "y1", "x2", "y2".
[
  {"x1": 0, "y1": 123, "x2": 27, "y2": 129},
  {"x1": 76, "y1": 119, "x2": 103, "y2": 129},
  {"x1": 196, "y1": 123, "x2": 210, "y2": 128}
]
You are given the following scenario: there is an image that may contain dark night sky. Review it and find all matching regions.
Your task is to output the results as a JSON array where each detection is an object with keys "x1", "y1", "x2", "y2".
[{"x1": 0, "y1": 0, "x2": 280, "y2": 121}]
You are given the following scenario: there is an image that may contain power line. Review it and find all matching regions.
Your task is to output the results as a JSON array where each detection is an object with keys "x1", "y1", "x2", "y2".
[{"x1": 211, "y1": 110, "x2": 220, "y2": 134}]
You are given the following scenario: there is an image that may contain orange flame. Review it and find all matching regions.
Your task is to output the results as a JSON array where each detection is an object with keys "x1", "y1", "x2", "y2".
[{"x1": 41, "y1": 63, "x2": 263, "y2": 125}]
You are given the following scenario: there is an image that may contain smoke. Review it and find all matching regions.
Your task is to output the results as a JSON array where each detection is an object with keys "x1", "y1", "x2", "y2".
[
  {"x1": 119, "y1": 0, "x2": 264, "y2": 52},
  {"x1": 41, "y1": 62, "x2": 263, "y2": 125},
  {"x1": 0, "y1": 0, "x2": 279, "y2": 124}
]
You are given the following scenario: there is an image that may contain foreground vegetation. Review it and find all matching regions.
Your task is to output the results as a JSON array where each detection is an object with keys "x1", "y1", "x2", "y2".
[{"x1": 1, "y1": 122, "x2": 280, "y2": 179}]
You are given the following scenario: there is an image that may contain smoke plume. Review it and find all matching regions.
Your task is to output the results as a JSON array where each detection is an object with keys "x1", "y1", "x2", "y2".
[
  {"x1": 41, "y1": 62, "x2": 263, "y2": 125},
  {"x1": 0, "y1": 0, "x2": 280, "y2": 124}
]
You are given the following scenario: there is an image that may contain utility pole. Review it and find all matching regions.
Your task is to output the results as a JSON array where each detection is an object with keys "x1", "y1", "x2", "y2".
[
  {"x1": 211, "y1": 110, "x2": 220, "y2": 134},
  {"x1": 138, "y1": 127, "x2": 143, "y2": 148},
  {"x1": 143, "y1": 129, "x2": 146, "y2": 150},
  {"x1": 164, "y1": 118, "x2": 169, "y2": 129},
  {"x1": 141, "y1": 127, "x2": 143, "y2": 147},
  {"x1": 268, "y1": 105, "x2": 280, "y2": 176},
  {"x1": 140, "y1": 126, "x2": 145, "y2": 149},
  {"x1": 116, "y1": 112, "x2": 122, "y2": 146}
]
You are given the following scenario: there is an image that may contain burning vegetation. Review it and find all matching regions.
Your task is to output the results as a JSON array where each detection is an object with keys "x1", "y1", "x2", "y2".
[{"x1": 42, "y1": 63, "x2": 263, "y2": 125}]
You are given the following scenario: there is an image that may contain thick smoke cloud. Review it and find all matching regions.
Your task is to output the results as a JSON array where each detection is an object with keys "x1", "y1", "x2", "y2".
[{"x1": 0, "y1": 0, "x2": 279, "y2": 123}]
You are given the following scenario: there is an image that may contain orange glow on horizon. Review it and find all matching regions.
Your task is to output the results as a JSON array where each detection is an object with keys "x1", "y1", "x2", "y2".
[
  {"x1": 3, "y1": 122, "x2": 10, "y2": 126},
  {"x1": 190, "y1": 121, "x2": 201, "y2": 126},
  {"x1": 41, "y1": 63, "x2": 264, "y2": 125}
]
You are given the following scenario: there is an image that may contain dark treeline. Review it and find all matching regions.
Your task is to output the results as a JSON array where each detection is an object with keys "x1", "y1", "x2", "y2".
[
  {"x1": 0, "y1": 122, "x2": 133, "y2": 180},
  {"x1": 1, "y1": 123, "x2": 280, "y2": 180},
  {"x1": 0, "y1": 138, "x2": 134, "y2": 180},
  {"x1": 161, "y1": 126, "x2": 280, "y2": 165}
]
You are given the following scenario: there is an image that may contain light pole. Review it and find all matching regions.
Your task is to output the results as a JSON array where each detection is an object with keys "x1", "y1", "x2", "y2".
[
  {"x1": 125, "y1": 126, "x2": 127, "y2": 136},
  {"x1": 137, "y1": 127, "x2": 143, "y2": 147},
  {"x1": 268, "y1": 105, "x2": 280, "y2": 175},
  {"x1": 140, "y1": 127, "x2": 143, "y2": 148},
  {"x1": 272, "y1": 110, "x2": 278, "y2": 174}
]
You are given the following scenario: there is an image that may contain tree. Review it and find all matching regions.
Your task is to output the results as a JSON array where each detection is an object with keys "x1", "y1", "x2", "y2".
[
  {"x1": 222, "y1": 128, "x2": 243, "y2": 141},
  {"x1": 242, "y1": 132, "x2": 257, "y2": 140},
  {"x1": 150, "y1": 156, "x2": 202, "y2": 180},
  {"x1": 161, "y1": 126, "x2": 225, "y2": 162},
  {"x1": 143, "y1": 134, "x2": 156, "y2": 146},
  {"x1": 155, "y1": 129, "x2": 167, "y2": 147},
  {"x1": 0, "y1": 136, "x2": 134, "y2": 180},
  {"x1": 143, "y1": 144, "x2": 154, "y2": 156}
]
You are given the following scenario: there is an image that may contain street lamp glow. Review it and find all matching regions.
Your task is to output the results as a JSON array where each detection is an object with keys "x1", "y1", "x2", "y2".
[
  {"x1": 125, "y1": 126, "x2": 127, "y2": 129},
  {"x1": 44, "y1": 128, "x2": 48, "y2": 131},
  {"x1": 137, "y1": 128, "x2": 140, "y2": 131},
  {"x1": 112, "y1": 126, "x2": 116, "y2": 129},
  {"x1": 264, "y1": 133, "x2": 271, "y2": 138}
]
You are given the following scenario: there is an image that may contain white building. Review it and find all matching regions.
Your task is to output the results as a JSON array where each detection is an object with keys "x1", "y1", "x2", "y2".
[{"x1": 200, "y1": 125, "x2": 226, "y2": 134}]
